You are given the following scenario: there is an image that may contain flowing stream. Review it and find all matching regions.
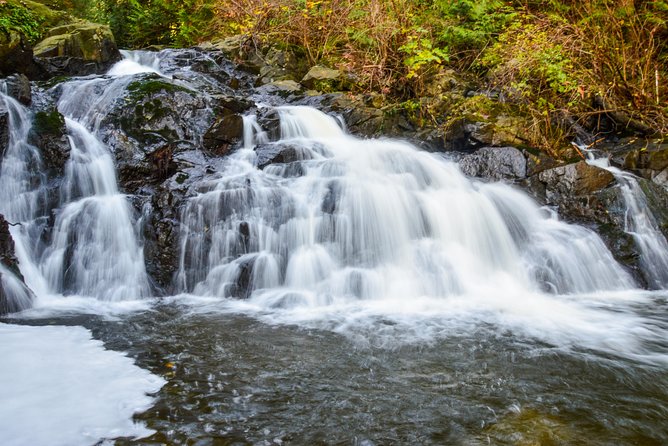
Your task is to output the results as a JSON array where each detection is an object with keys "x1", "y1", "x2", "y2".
[{"x1": 1, "y1": 51, "x2": 667, "y2": 445}]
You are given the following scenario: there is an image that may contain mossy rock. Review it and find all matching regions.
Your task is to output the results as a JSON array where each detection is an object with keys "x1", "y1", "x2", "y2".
[
  {"x1": 33, "y1": 21, "x2": 118, "y2": 63},
  {"x1": 33, "y1": 109, "x2": 65, "y2": 135},
  {"x1": 301, "y1": 65, "x2": 350, "y2": 92},
  {"x1": 126, "y1": 78, "x2": 193, "y2": 101}
]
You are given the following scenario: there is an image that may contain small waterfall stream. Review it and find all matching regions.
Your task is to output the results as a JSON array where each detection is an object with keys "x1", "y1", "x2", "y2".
[
  {"x1": 587, "y1": 154, "x2": 668, "y2": 288},
  {"x1": 0, "y1": 63, "x2": 151, "y2": 302}
]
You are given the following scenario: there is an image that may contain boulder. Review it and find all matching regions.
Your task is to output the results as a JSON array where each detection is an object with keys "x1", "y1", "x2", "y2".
[
  {"x1": 537, "y1": 161, "x2": 614, "y2": 201},
  {"x1": 459, "y1": 146, "x2": 527, "y2": 181},
  {"x1": 0, "y1": 30, "x2": 43, "y2": 78},
  {"x1": 620, "y1": 141, "x2": 668, "y2": 187},
  {"x1": 33, "y1": 21, "x2": 121, "y2": 76},
  {"x1": 523, "y1": 161, "x2": 645, "y2": 283},
  {"x1": 28, "y1": 107, "x2": 71, "y2": 176},
  {"x1": 255, "y1": 143, "x2": 312, "y2": 170},
  {"x1": 98, "y1": 74, "x2": 213, "y2": 191},
  {"x1": 301, "y1": 65, "x2": 346, "y2": 92},
  {"x1": 203, "y1": 112, "x2": 244, "y2": 156},
  {"x1": 0, "y1": 215, "x2": 35, "y2": 315},
  {"x1": 4, "y1": 74, "x2": 32, "y2": 105},
  {"x1": 0, "y1": 102, "x2": 8, "y2": 157}
]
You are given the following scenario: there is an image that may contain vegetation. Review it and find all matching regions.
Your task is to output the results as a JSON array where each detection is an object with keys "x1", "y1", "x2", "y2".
[
  {"x1": 0, "y1": 1, "x2": 46, "y2": 43},
  {"x1": 8, "y1": 0, "x2": 667, "y2": 156}
]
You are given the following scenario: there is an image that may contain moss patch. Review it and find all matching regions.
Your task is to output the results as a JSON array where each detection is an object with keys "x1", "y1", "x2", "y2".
[
  {"x1": 32, "y1": 109, "x2": 65, "y2": 135},
  {"x1": 126, "y1": 78, "x2": 193, "y2": 102}
]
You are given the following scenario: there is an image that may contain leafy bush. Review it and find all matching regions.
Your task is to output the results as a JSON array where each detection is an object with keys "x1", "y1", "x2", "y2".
[{"x1": 0, "y1": 1, "x2": 45, "y2": 43}]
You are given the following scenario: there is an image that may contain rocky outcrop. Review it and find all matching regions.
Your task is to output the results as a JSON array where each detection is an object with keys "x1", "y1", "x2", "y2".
[
  {"x1": 33, "y1": 21, "x2": 121, "y2": 76},
  {"x1": 613, "y1": 139, "x2": 668, "y2": 187},
  {"x1": 28, "y1": 107, "x2": 70, "y2": 176},
  {"x1": 98, "y1": 74, "x2": 213, "y2": 191},
  {"x1": 203, "y1": 112, "x2": 244, "y2": 156},
  {"x1": 459, "y1": 146, "x2": 527, "y2": 182},
  {"x1": 0, "y1": 215, "x2": 35, "y2": 315},
  {"x1": 4, "y1": 74, "x2": 32, "y2": 105},
  {"x1": 301, "y1": 65, "x2": 346, "y2": 92},
  {"x1": 0, "y1": 31, "x2": 43, "y2": 78},
  {"x1": 523, "y1": 161, "x2": 645, "y2": 282}
]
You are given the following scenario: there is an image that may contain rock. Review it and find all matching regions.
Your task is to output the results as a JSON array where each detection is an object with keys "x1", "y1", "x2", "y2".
[
  {"x1": 301, "y1": 65, "x2": 346, "y2": 92},
  {"x1": 0, "y1": 215, "x2": 35, "y2": 315},
  {"x1": 0, "y1": 30, "x2": 45, "y2": 78},
  {"x1": 459, "y1": 146, "x2": 527, "y2": 181},
  {"x1": 33, "y1": 21, "x2": 121, "y2": 76},
  {"x1": 254, "y1": 47, "x2": 307, "y2": 86},
  {"x1": 523, "y1": 161, "x2": 644, "y2": 282},
  {"x1": 0, "y1": 102, "x2": 8, "y2": 157},
  {"x1": 203, "y1": 113, "x2": 244, "y2": 156},
  {"x1": 268, "y1": 80, "x2": 302, "y2": 93},
  {"x1": 537, "y1": 161, "x2": 614, "y2": 200},
  {"x1": 620, "y1": 140, "x2": 668, "y2": 186},
  {"x1": 28, "y1": 107, "x2": 70, "y2": 176},
  {"x1": 4, "y1": 74, "x2": 32, "y2": 105},
  {"x1": 255, "y1": 143, "x2": 312, "y2": 169},
  {"x1": 98, "y1": 74, "x2": 213, "y2": 191}
]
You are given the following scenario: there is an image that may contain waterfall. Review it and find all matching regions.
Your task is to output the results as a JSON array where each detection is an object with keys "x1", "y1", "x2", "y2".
[
  {"x1": 0, "y1": 55, "x2": 154, "y2": 305},
  {"x1": 107, "y1": 49, "x2": 164, "y2": 77},
  {"x1": 177, "y1": 106, "x2": 634, "y2": 308},
  {"x1": 587, "y1": 155, "x2": 668, "y2": 288},
  {"x1": 0, "y1": 83, "x2": 50, "y2": 299}
]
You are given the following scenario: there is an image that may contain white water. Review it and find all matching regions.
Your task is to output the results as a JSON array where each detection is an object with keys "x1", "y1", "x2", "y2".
[
  {"x1": 0, "y1": 66, "x2": 150, "y2": 303},
  {"x1": 172, "y1": 106, "x2": 668, "y2": 361},
  {"x1": 0, "y1": 323, "x2": 165, "y2": 446},
  {"x1": 587, "y1": 155, "x2": 668, "y2": 288},
  {"x1": 107, "y1": 49, "x2": 164, "y2": 77}
]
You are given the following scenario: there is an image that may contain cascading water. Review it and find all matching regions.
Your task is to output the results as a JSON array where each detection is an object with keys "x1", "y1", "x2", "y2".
[
  {"x1": 587, "y1": 154, "x2": 668, "y2": 288},
  {"x1": 0, "y1": 58, "x2": 153, "y2": 304},
  {"x1": 177, "y1": 106, "x2": 634, "y2": 309},
  {"x1": 0, "y1": 82, "x2": 50, "y2": 301},
  {"x1": 2, "y1": 49, "x2": 668, "y2": 446}
]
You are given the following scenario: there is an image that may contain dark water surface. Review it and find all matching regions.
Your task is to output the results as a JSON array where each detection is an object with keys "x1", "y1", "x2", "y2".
[{"x1": 9, "y1": 299, "x2": 667, "y2": 446}]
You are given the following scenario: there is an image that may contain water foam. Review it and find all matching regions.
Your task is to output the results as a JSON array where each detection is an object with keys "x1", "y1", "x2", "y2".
[{"x1": 0, "y1": 323, "x2": 165, "y2": 446}]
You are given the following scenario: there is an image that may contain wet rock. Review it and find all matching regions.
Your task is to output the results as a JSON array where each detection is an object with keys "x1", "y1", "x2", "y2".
[
  {"x1": 203, "y1": 112, "x2": 244, "y2": 156},
  {"x1": 255, "y1": 143, "x2": 312, "y2": 170},
  {"x1": 459, "y1": 146, "x2": 527, "y2": 181},
  {"x1": 537, "y1": 161, "x2": 614, "y2": 200},
  {"x1": 228, "y1": 255, "x2": 256, "y2": 299},
  {"x1": 27, "y1": 107, "x2": 70, "y2": 176},
  {"x1": 0, "y1": 215, "x2": 35, "y2": 315},
  {"x1": 140, "y1": 182, "x2": 185, "y2": 294},
  {"x1": 0, "y1": 102, "x2": 8, "y2": 156},
  {"x1": 33, "y1": 22, "x2": 121, "y2": 76},
  {"x1": 4, "y1": 74, "x2": 32, "y2": 105},
  {"x1": 523, "y1": 161, "x2": 643, "y2": 282},
  {"x1": 100, "y1": 74, "x2": 213, "y2": 190}
]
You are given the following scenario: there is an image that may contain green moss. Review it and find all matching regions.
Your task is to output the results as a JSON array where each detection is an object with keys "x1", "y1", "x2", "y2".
[
  {"x1": 38, "y1": 75, "x2": 72, "y2": 89},
  {"x1": 175, "y1": 173, "x2": 188, "y2": 184},
  {"x1": 126, "y1": 79, "x2": 193, "y2": 102},
  {"x1": 0, "y1": 1, "x2": 45, "y2": 44},
  {"x1": 32, "y1": 109, "x2": 65, "y2": 135}
]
